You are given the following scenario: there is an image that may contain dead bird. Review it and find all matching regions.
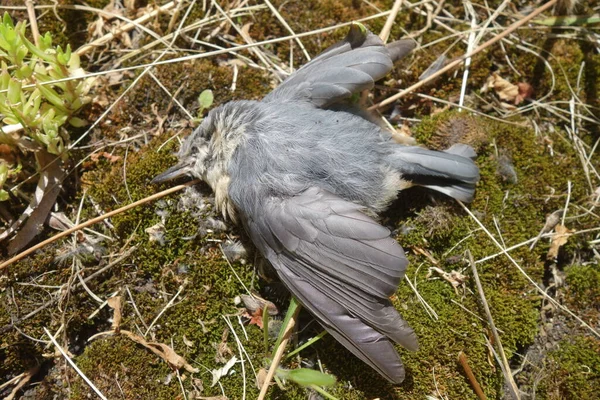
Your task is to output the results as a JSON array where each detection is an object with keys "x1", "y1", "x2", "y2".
[{"x1": 153, "y1": 24, "x2": 479, "y2": 383}]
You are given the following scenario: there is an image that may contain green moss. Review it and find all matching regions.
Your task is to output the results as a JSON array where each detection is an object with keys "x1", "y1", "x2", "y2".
[
  {"x1": 536, "y1": 336, "x2": 600, "y2": 399},
  {"x1": 564, "y1": 265, "x2": 600, "y2": 321},
  {"x1": 72, "y1": 335, "x2": 181, "y2": 399}
]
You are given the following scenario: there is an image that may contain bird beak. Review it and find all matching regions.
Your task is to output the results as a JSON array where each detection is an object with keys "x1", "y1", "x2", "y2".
[{"x1": 151, "y1": 161, "x2": 192, "y2": 184}]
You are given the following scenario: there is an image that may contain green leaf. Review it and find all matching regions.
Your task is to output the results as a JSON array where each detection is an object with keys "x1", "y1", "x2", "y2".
[
  {"x1": 0, "y1": 190, "x2": 9, "y2": 201},
  {"x1": 7, "y1": 78, "x2": 21, "y2": 104},
  {"x1": 2, "y1": 116, "x2": 19, "y2": 125},
  {"x1": 21, "y1": 35, "x2": 54, "y2": 62},
  {"x1": 273, "y1": 296, "x2": 301, "y2": 352},
  {"x1": 286, "y1": 369, "x2": 337, "y2": 388},
  {"x1": 2, "y1": 12, "x2": 13, "y2": 28},
  {"x1": 36, "y1": 82, "x2": 68, "y2": 112},
  {"x1": 198, "y1": 89, "x2": 214, "y2": 111},
  {"x1": 15, "y1": 63, "x2": 33, "y2": 79},
  {"x1": 40, "y1": 32, "x2": 52, "y2": 50},
  {"x1": 68, "y1": 117, "x2": 87, "y2": 127}
]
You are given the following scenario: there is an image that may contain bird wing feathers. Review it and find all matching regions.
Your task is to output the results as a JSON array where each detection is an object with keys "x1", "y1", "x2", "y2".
[
  {"x1": 242, "y1": 186, "x2": 417, "y2": 383},
  {"x1": 264, "y1": 25, "x2": 414, "y2": 108}
]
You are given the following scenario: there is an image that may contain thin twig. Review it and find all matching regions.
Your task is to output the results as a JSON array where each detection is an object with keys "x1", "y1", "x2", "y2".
[
  {"x1": 0, "y1": 10, "x2": 397, "y2": 97},
  {"x1": 467, "y1": 250, "x2": 520, "y2": 400},
  {"x1": 0, "y1": 180, "x2": 199, "y2": 271},
  {"x1": 369, "y1": 0, "x2": 559, "y2": 110},
  {"x1": 458, "y1": 351, "x2": 486, "y2": 400},
  {"x1": 264, "y1": 0, "x2": 311, "y2": 60},
  {"x1": 145, "y1": 279, "x2": 188, "y2": 336},
  {"x1": 459, "y1": 201, "x2": 600, "y2": 338}
]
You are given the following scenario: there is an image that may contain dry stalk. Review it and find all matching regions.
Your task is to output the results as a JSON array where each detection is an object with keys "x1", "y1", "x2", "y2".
[
  {"x1": 467, "y1": 250, "x2": 520, "y2": 400},
  {"x1": 25, "y1": 0, "x2": 40, "y2": 46}
]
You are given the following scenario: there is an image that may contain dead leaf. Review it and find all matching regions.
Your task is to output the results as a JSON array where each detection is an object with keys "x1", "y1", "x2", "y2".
[
  {"x1": 483, "y1": 73, "x2": 531, "y2": 105},
  {"x1": 183, "y1": 335, "x2": 195, "y2": 347},
  {"x1": 246, "y1": 308, "x2": 264, "y2": 329},
  {"x1": 48, "y1": 212, "x2": 75, "y2": 231},
  {"x1": 256, "y1": 368, "x2": 267, "y2": 390},
  {"x1": 107, "y1": 296, "x2": 122, "y2": 332},
  {"x1": 2, "y1": 150, "x2": 67, "y2": 254},
  {"x1": 517, "y1": 82, "x2": 534, "y2": 103},
  {"x1": 427, "y1": 266, "x2": 467, "y2": 296},
  {"x1": 240, "y1": 294, "x2": 278, "y2": 316},
  {"x1": 90, "y1": 151, "x2": 122, "y2": 163},
  {"x1": 89, "y1": 330, "x2": 199, "y2": 373},
  {"x1": 214, "y1": 329, "x2": 233, "y2": 364},
  {"x1": 211, "y1": 356, "x2": 237, "y2": 387},
  {"x1": 547, "y1": 224, "x2": 574, "y2": 260}
]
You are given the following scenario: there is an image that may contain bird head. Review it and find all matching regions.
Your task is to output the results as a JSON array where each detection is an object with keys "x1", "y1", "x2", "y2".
[
  {"x1": 151, "y1": 122, "x2": 211, "y2": 185},
  {"x1": 152, "y1": 102, "x2": 254, "y2": 220}
]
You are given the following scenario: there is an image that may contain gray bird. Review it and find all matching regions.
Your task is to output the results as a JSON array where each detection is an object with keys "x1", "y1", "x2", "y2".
[{"x1": 153, "y1": 24, "x2": 479, "y2": 384}]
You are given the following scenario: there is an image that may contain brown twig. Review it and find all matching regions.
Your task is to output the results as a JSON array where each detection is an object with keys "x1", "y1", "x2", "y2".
[
  {"x1": 369, "y1": 0, "x2": 558, "y2": 110},
  {"x1": 0, "y1": 180, "x2": 199, "y2": 271},
  {"x1": 257, "y1": 305, "x2": 302, "y2": 400},
  {"x1": 458, "y1": 351, "x2": 487, "y2": 400}
]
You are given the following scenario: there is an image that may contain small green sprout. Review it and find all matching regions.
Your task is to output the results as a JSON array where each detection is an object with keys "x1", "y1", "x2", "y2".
[{"x1": 191, "y1": 89, "x2": 214, "y2": 126}]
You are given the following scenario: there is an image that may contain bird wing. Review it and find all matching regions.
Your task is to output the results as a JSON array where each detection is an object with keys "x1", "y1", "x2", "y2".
[
  {"x1": 263, "y1": 25, "x2": 414, "y2": 108},
  {"x1": 241, "y1": 186, "x2": 417, "y2": 383}
]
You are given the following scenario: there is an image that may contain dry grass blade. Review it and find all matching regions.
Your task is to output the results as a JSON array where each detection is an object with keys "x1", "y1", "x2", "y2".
[
  {"x1": 467, "y1": 250, "x2": 520, "y2": 400},
  {"x1": 24, "y1": 0, "x2": 39, "y2": 46},
  {"x1": 379, "y1": 0, "x2": 405, "y2": 43},
  {"x1": 0, "y1": 246, "x2": 137, "y2": 334},
  {"x1": 75, "y1": 1, "x2": 179, "y2": 55}
]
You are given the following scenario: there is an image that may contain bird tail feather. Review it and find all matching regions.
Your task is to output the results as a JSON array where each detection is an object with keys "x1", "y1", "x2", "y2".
[{"x1": 389, "y1": 144, "x2": 480, "y2": 202}]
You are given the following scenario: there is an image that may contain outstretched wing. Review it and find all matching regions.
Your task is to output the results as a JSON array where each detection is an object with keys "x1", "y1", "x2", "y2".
[
  {"x1": 263, "y1": 24, "x2": 414, "y2": 108},
  {"x1": 240, "y1": 187, "x2": 417, "y2": 383}
]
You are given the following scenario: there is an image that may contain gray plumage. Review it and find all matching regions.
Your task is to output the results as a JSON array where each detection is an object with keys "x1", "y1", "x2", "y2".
[{"x1": 153, "y1": 24, "x2": 479, "y2": 384}]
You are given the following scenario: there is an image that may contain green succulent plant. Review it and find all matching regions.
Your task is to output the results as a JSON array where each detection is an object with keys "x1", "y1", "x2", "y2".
[{"x1": 0, "y1": 12, "x2": 94, "y2": 200}]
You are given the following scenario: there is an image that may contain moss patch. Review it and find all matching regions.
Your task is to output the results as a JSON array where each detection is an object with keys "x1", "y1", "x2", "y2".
[{"x1": 536, "y1": 336, "x2": 600, "y2": 399}]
